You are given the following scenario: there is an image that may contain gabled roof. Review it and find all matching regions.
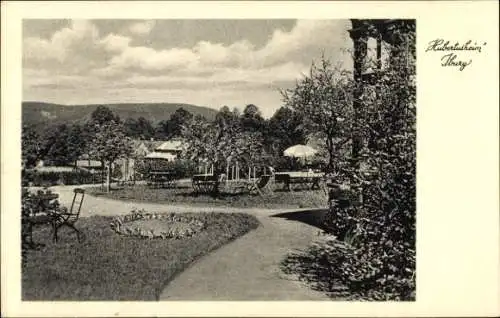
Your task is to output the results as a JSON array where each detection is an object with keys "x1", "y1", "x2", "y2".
[
  {"x1": 155, "y1": 140, "x2": 186, "y2": 152},
  {"x1": 145, "y1": 152, "x2": 177, "y2": 160},
  {"x1": 145, "y1": 140, "x2": 165, "y2": 152}
]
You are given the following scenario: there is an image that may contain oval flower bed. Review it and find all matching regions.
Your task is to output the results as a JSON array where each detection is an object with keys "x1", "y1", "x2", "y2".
[{"x1": 110, "y1": 209, "x2": 206, "y2": 240}]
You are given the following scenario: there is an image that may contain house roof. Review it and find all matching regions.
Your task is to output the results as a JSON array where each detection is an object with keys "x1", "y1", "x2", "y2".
[
  {"x1": 76, "y1": 160, "x2": 102, "y2": 168},
  {"x1": 33, "y1": 166, "x2": 75, "y2": 173},
  {"x1": 155, "y1": 140, "x2": 186, "y2": 152},
  {"x1": 145, "y1": 151, "x2": 176, "y2": 160}
]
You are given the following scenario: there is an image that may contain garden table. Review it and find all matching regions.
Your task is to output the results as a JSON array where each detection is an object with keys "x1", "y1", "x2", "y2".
[{"x1": 274, "y1": 171, "x2": 325, "y2": 191}]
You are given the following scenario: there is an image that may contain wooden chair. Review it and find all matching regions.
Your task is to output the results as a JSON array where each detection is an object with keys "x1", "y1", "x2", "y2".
[
  {"x1": 246, "y1": 174, "x2": 274, "y2": 196},
  {"x1": 51, "y1": 188, "x2": 85, "y2": 243}
]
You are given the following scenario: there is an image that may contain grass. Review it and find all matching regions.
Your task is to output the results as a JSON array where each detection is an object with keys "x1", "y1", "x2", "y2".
[
  {"x1": 88, "y1": 184, "x2": 328, "y2": 209},
  {"x1": 22, "y1": 213, "x2": 260, "y2": 301}
]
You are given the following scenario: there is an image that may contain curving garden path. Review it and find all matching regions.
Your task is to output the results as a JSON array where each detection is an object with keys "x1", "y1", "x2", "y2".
[{"x1": 49, "y1": 184, "x2": 331, "y2": 300}]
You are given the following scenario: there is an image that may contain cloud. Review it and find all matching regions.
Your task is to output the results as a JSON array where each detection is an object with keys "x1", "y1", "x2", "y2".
[
  {"x1": 24, "y1": 19, "x2": 350, "y2": 75},
  {"x1": 108, "y1": 46, "x2": 198, "y2": 72},
  {"x1": 23, "y1": 20, "x2": 104, "y2": 73},
  {"x1": 23, "y1": 19, "x2": 353, "y2": 116},
  {"x1": 100, "y1": 34, "x2": 131, "y2": 53},
  {"x1": 256, "y1": 19, "x2": 352, "y2": 67},
  {"x1": 129, "y1": 20, "x2": 156, "y2": 36}
]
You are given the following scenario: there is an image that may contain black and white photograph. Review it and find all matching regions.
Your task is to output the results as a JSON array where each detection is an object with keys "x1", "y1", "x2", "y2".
[{"x1": 19, "y1": 18, "x2": 416, "y2": 301}]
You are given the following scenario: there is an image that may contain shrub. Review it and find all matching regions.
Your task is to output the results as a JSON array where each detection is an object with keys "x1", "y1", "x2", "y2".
[
  {"x1": 322, "y1": 22, "x2": 416, "y2": 300},
  {"x1": 22, "y1": 169, "x2": 104, "y2": 186},
  {"x1": 283, "y1": 21, "x2": 416, "y2": 301},
  {"x1": 21, "y1": 187, "x2": 62, "y2": 266},
  {"x1": 135, "y1": 159, "x2": 198, "y2": 179}
]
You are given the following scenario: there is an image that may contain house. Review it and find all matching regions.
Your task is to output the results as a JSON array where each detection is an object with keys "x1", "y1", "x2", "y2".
[
  {"x1": 103, "y1": 138, "x2": 188, "y2": 182},
  {"x1": 116, "y1": 139, "x2": 188, "y2": 181},
  {"x1": 116, "y1": 139, "x2": 165, "y2": 181},
  {"x1": 74, "y1": 154, "x2": 103, "y2": 171},
  {"x1": 144, "y1": 139, "x2": 186, "y2": 162}
]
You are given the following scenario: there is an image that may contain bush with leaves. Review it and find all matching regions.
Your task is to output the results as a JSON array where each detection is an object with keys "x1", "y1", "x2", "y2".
[
  {"x1": 135, "y1": 159, "x2": 198, "y2": 179},
  {"x1": 181, "y1": 108, "x2": 268, "y2": 196},
  {"x1": 282, "y1": 21, "x2": 416, "y2": 300},
  {"x1": 21, "y1": 188, "x2": 62, "y2": 266},
  {"x1": 22, "y1": 169, "x2": 104, "y2": 186},
  {"x1": 329, "y1": 22, "x2": 415, "y2": 300}
]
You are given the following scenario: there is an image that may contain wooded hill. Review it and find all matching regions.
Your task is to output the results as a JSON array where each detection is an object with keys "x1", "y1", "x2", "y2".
[{"x1": 22, "y1": 101, "x2": 218, "y2": 130}]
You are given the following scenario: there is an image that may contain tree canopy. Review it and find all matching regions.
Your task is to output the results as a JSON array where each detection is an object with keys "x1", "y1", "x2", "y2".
[
  {"x1": 281, "y1": 56, "x2": 354, "y2": 172},
  {"x1": 22, "y1": 125, "x2": 41, "y2": 168}
]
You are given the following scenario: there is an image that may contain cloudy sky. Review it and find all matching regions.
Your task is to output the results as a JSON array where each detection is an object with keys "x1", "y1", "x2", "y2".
[{"x1": 23, "y1": 19, "x2": 353, "y2": 118}]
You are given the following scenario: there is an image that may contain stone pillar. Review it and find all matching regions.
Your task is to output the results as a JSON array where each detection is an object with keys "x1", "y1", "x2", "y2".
[{"x1": 348, "y1": 20, "x2": 368, "y2": 170}]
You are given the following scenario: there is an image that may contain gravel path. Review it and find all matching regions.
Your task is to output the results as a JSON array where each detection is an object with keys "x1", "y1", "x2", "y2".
[{"x1": 48, "y1": 184, "x2": 331, "y2": 300}]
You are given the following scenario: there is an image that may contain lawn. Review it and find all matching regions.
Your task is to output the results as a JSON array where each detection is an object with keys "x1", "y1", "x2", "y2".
[
  {"x1": 22, "y1": 212, "x2": 260, "y2": 300},
  {"x1": 88, "y1": 184, "x2": 328, "y2": 209}
]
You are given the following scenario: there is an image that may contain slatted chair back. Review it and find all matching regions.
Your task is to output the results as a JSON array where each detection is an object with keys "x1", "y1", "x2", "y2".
[
  {"x1": 52, "y1": 188, "x2": 85, "y2": 243},
  {"x1": 67, "y1": 188, "x2": 85, "y2": 224},
  {"x1": 256, "y1": 174, "x2": 272, "y2": 189},
  {"x1": 248, "y1": 174, "x2": 274, "y2": 196}
]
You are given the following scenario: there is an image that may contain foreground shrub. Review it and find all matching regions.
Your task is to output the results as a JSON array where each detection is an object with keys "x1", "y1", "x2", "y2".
[
  {"x1": 21, "y1": 187, "x2": 62, "y2": 266},
  {"x1": 282, "y1": 20, "x2": 416, "y2": 300}
]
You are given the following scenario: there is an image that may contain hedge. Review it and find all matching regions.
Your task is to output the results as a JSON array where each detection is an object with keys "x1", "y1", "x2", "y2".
[{"x1": 22, "y1": 169, "x2": 104, "y2": 187}]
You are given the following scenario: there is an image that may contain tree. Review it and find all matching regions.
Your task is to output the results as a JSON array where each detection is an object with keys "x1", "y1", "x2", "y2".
[
  {"x1": 154, "y1": 108, "x2": 193, "y2": 139},
  {"x1": 124, "y1": 117, "x2": 155, "y2": 140},
  {"x1": 181, "y1": 108, "x2": 266, "y2": 196},
  {"x1": 90, "y1": 105, "x2": 120, "y2": 125},
  {"x1": 266, "y1": 106, "x2": 307, "y2": 159},
  {"x1": 168, "y1": 108, "x2": 194, "y2": 138},
  {"x1": 86, "y1": 119, "x2": 132, "y2": 192},
  {"x1": 41, "y1": 124, "x2": 71, "y2": 166},
  {"x1": 22, "y1": 124, "x2": 41, "y2": 168},
  {"x1": 124, "y1": 118, "x2": 139, "y2": 138},
  {"x1": 66, "y1": 124, "x2": 87, "y2": 167},
  {"x1": 241, "y1": 104, "x2": 265, "y2": 133},
  {"x1": 281, "y1": 56, "x2": 354, "y2": 172},
  {"x1": 154, "y1": 120, "x2": 170, "y2": 140}
]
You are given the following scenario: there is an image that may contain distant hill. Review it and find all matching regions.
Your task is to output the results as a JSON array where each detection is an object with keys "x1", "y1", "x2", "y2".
[{"x1": 22, "y1": 101, "x2": 218, "y2": 130}]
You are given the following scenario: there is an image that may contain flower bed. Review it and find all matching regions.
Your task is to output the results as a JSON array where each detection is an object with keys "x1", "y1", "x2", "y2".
[{"x1": 110, "y1": 209, "x2": 205, "y2": 240}]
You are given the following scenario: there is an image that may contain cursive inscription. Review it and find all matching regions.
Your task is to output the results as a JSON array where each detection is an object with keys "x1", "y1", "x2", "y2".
[{"x1": 426, "y1": 39, "x2": 487, "y2": 71}]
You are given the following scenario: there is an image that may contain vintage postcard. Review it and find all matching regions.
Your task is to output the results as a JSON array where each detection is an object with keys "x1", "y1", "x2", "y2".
[{"x1": 1, "y1": 1, "x2": 499, "y2": 317}]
